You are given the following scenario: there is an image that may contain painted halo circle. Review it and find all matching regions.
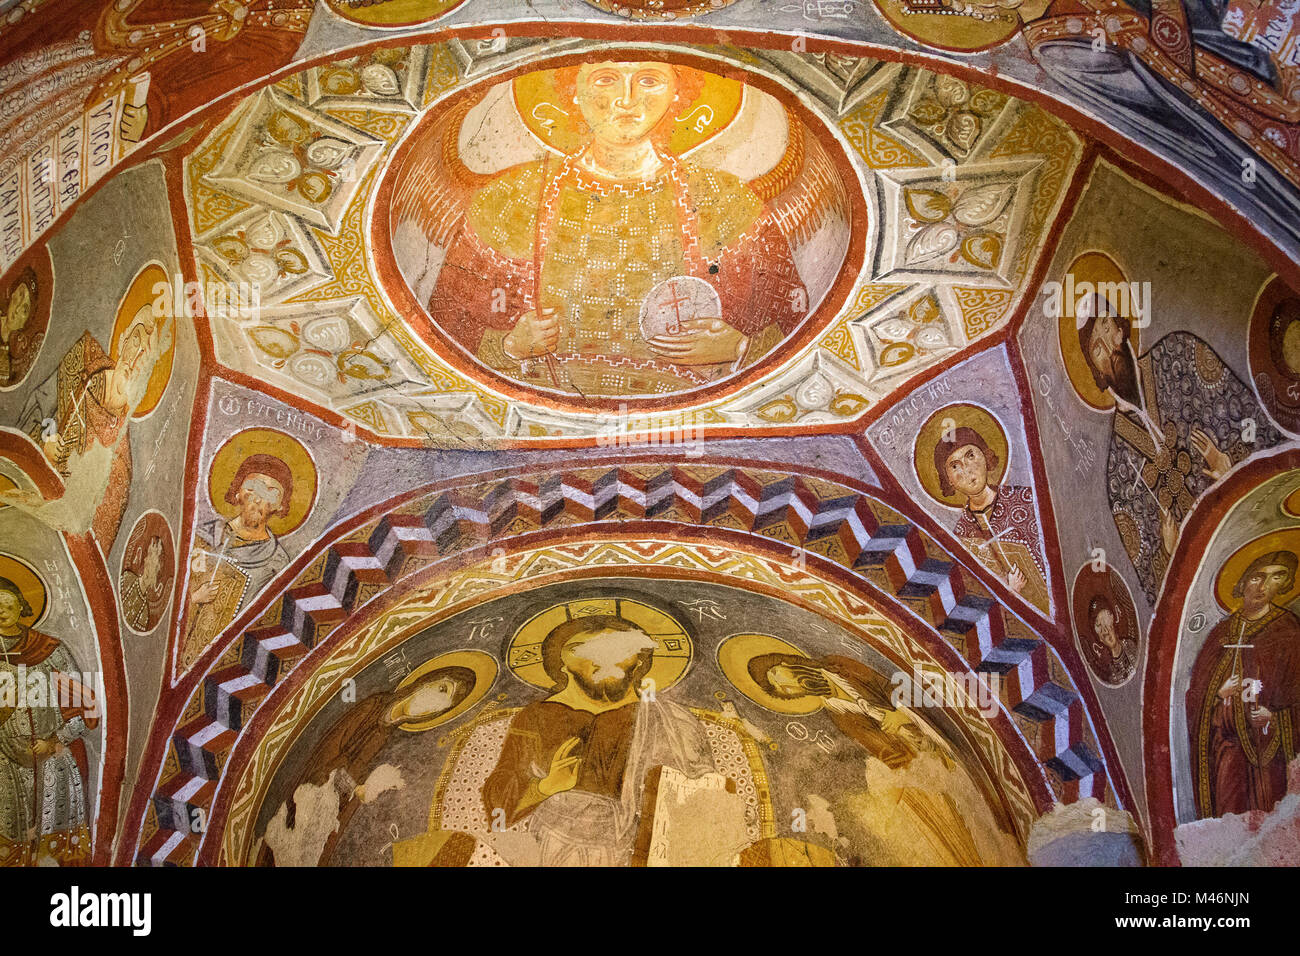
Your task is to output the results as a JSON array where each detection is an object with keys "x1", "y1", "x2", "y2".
[
  {"x1": 1246, "y1": 275, "x2": 1300, "y2": 436},
  {"x1": 1282, "y1": 485, "x2": 1300, "y2": 519},
  {"x1": 207, "y1": 428, "x2": 317, "y2": 538},
  {"x1": 117, "y1": 509, "x2": 176, "y2": 636},
  {"x1": 716, "y1": 633, "x2": 824, "y2": 715},
  {"x1": 914, "y1": 403, "x2": 1010, "y2": 508},
  {"x1": 322, "y1": 0, "x2": 469, "y2": 27},
  {"x1": 506, "y1": 597, "x2": 692, "y2": 691},
  {"x1": 387, "y1": 649, "x2": 498, "y2": 732},
  {"x1": 0, "y1": 243, "x2": 53, "y2": 392}
]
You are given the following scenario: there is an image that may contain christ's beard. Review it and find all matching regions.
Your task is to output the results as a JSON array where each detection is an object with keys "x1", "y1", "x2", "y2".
[{"x1": 571, "y1": 668, "x2": 639, "y2": 703}]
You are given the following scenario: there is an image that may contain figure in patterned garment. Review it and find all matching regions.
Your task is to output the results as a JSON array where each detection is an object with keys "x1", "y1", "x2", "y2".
[
  {"x1": 1077, "y1": 308, "x2": 1283, "y2": 605},
  {"x1": 418, "y1": 61, "x2": 827, "y2": 397}
]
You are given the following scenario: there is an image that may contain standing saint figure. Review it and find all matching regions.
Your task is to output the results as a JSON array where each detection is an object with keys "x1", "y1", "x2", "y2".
[
  {"x1": 0, "y1": 578, "x2": 98, "y2": 866},
  {"x1": 1186, "y1": 549, "x2": 1300, "y2": 818},
  {"x1": 932, "y1": 424, "x2": 1049, "y2": 607},
  {"x1": 482, "y1": 614, "x2": 719, "y2": 866},
  {"x1": 422, "y1": 61, "x2": 811, "y2": 396},
  {"x1": 1076, "y1": 299, "x2": 1282, "y2": 604}
]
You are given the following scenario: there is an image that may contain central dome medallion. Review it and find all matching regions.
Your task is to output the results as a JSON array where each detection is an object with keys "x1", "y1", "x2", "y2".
[{"x1": 379, "y1": 52, "x2": 861, "y2": 408}]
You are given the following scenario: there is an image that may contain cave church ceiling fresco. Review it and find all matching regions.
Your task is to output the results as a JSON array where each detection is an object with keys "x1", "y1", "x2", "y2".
[{"x1": 0, "y1": 0, "x2": 1296, "y2": 879}]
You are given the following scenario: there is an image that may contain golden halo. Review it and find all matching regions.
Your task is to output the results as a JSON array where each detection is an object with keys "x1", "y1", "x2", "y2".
[
  {"x1": 506, "y1": 597, "x2": 692, "y2": 692},
  {"x1": 1214, "y1": 528, "x2": 1300, "y2": 611},
  {"x1": 0, "y1": 553, "x2": 48, "y2": 627},
  {"x1": 1283, "y1": 485, "x2": 1300, "y2": 519},
  {"x1": 1056, "y1": 251, "x2": 1141, "y2": 413},
  {"x1": 323, "y1": 0, "x2": 467, "y2": 26},
  {"x1": 111, "y1": 263, "x2": 174, "y2": 419},
  {"x1": 914, "y1": 403, "x2": 1010, "y2": 508},
  {"x1": 872, "y1": 0, "x2": 1027, "y2": 52},
  {"x1": 716, "y1": 633, "x2": 823, "y2": 716},
  {"x1": 387, "y1": 649, "x2": 498, "y2": 732},
  {"x1": 207, "y1": 428, "x2": 317, "y2": 537},
  {"x1": 512, "y1": 62, "x2": 743, "y2": 157}
]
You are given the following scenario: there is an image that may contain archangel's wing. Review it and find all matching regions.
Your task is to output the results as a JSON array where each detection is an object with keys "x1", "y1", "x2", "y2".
[
  {"x1": 746, "y1": 107, "x2": 851, "y2": 249},
  {"x1": 390, "y1": 92, "x2": 495, "y2": 248}
]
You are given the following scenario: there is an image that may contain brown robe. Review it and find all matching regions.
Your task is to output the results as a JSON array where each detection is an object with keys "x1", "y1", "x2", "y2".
[
  {"x1": 270, "y1": 691, "x2": 397, "y2": 866},
  {"x1": 1186, "y1": 604, "x2": 1300, "y2": 818},
  {"x1": 818, "y1": 655, "x2": 919, "y2": 769},
  {"x1": 481, "y1": 700, "x2": 640, "y2": 829},
  {"x1": 819, "y1": 655, "x2": 1015, "y2": 835}
]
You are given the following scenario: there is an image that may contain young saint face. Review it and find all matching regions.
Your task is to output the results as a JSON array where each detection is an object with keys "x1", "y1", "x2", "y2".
[
  {"x1": 1240, "y1": 563, "x2": 1292, "y2": 613},
  {"x1": 1092, "y1": 608, "x2": 1120, "y2": 653},
  {"x1": 944, "y1": 443, "x2": 990, "y2": 501},
  {"x1": 574, "y1": 62, "x2": 677, "y2": 149}
]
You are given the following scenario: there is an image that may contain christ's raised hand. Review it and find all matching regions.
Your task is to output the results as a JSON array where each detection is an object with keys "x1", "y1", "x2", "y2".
[{"x1": 538, "y1": 735, "x2": 583, "y2": 796}]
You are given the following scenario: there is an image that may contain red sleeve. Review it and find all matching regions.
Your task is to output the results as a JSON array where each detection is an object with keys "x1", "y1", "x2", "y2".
[
  {"x1": 426, "y1": 232, "x2": 532, "y2": 354},
  {"x1": 91, "y1": 436, "x2": 131, "y2": 554},
  {"x1": 713, "y1": 216, "x2": 807, "y2": 338},
  {"x1": 1185, "y1": 630, "x2": 1220, "y2": 737}
]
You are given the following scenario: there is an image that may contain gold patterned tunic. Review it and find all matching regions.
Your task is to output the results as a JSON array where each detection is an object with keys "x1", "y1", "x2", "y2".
[{"x1": 428, "y1": 152, "x2": 806, "y2": 396}]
